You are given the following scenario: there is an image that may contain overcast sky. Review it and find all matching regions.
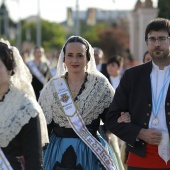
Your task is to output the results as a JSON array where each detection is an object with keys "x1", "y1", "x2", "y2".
[{"x1": 2, "y1": 0, "x2": 158, "y2": 23}]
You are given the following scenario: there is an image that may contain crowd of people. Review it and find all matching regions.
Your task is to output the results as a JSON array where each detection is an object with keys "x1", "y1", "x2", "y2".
[{"x1": 0, "y1": 17, "x2": 170, "y2": 170}]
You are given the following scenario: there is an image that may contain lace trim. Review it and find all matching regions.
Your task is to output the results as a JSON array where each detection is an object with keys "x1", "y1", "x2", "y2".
[
  {"x1": 0, "y1": 84, "x2": 49, "y2": 147},
  {"x1": 0, "y1": 89, "x2": 10, "y2": 102},
  {"x1": 38, "y1": 73, "x2": 114, "y2": 128}
]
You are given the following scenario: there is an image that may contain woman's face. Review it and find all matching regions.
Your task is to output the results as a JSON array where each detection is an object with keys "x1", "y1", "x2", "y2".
[
  {"x1": 107, "y1": 62, "x2": 120, "y2": 77},
  {"x1": 0, "y1": 59, "x2": 9, "y2": 88},
  {"x1": 34, "y1": 48, "x2": 42, "y2": 60},
  {"x1": 64, "y1": 42, "x2": 87, "y2": 74}
]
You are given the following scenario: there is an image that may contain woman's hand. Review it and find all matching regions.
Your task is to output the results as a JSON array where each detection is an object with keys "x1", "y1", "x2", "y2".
[{"x1": 117, "y1": 112, "x2": 131, "y2": 123}]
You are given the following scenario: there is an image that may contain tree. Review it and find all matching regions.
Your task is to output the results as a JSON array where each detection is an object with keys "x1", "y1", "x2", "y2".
[
  {"x1": 21, "y1": 19, "x2": 67, "y2": 52},
  {"x1": 80, "y1": 22, "x2": 129, "y2": 60},
  {"x1": 157, "y1": 0, "x2": 170, "y2": 19},
  {"x1": 81, "y1": 22, "x2": 106, "y2": 47},
  {"x1": 98, "y1": 26, "x2": 129, "y2": 60}
]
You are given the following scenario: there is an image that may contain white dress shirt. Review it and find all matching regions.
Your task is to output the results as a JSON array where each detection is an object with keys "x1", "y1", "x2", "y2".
[
  {"x1": 110, "y1": 75, "x2": 121, "y2": 90},
  {"x1": 149, "y1": 62, "x2": 170, "y2": 132},
  {"x1": 96, "y1": 63, "x2": 102, "y2": 72}
]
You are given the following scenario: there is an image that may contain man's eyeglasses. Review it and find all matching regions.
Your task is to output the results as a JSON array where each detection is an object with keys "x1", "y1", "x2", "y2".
[{"x1": 146, "y1": 37, "x2": 170, "y2": 45}]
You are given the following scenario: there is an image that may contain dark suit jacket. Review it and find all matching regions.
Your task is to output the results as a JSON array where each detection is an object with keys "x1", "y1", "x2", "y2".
[
  {"x1": 100, "y1": 63, "x2": 109, "y2": 78},
  {"x1": 106, "y1": 61, "x2": 170, "y2": 157}
]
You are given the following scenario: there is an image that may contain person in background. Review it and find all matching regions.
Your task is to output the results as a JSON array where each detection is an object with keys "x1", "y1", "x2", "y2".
[
  {"x1": 21, "y1": 51, "x2": 29, "y2": 64},
  {"x1": 26, "y1": 46, "x2": 50, "y2": 100},
  {"x1": 45, "y1": 49, "x2": 60, "y2": 81},
  {"x1": 106, "y1": 18, "x2": 170, "y2": 170},
  {"x1": 0, "y1": 39, "x2": 49, "y2": 170},
  {"x1": 106, "y1": 55, "x2": 128, "y2": 169},
  {"x1": 94, "y1": 47, "x2": 109, "y2": 77},
  {"x1": 38, "y1": 35, "x2": 130, "y2": 170},
  {"x1": 106, "y1": 55, "x2": 124, "y2": 90},
  {"x1": 143, "y1": 51, "x2": 152, "y2": 63},
  {"x1": 49, "y1": 50, "x2": 59, "y2": 77}
]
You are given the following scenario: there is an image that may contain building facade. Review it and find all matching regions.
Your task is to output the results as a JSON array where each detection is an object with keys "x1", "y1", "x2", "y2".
[{"x1": 128, "y1": 0, "x2": 158, "y2": 62}]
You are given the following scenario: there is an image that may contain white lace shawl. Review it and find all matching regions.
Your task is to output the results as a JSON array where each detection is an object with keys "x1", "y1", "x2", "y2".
[
  {"x1": 38, "y1": 73, "x2": 115, "y2": 128},
  {"x1": 0, "y1": 84, "x2": 49, "y2": 148}
]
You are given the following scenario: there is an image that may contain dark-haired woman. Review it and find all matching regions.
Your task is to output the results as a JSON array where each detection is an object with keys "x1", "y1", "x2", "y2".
[
  {"x1": 0, "y1": 39, "x2": 49, "y2": 170},
  {"x1": 38, "y1": 36, "x2": 130, "y2": 170}
]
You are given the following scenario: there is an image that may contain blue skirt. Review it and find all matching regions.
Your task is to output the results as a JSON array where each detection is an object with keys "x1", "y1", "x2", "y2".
[{"x1": 43, "y1": 133, "x2": 120, "y2": 170}]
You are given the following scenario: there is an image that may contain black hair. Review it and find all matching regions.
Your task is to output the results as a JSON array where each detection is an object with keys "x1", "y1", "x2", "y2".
[
  {"x1": 145, "y1": 18, "x2": 170, "y2": 41},
  {"x1": 33, "y1": 46, "x2": 43, "y2": 54},
  {"x1": 0, "y1": 42, "x2": 15, "y2": 75},
  {"x1": 107, "y1": 55, "x2": 124, "y2": 67},
  {"x1": 63, "y1": 36, "x2": 90, "y2": 62}
]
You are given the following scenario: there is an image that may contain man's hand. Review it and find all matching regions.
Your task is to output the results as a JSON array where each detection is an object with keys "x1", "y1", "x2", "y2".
[
  {"x1": 117, "y1": 112, "x2": 131, "y2": 123},
  {"x1": 138, "y1": 128, "x2": 162, "y2": 145}
]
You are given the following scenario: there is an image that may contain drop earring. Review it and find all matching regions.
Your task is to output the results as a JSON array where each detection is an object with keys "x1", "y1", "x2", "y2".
[{"x1": 86, "y1": 64, "x2": 88, "y2": 71}]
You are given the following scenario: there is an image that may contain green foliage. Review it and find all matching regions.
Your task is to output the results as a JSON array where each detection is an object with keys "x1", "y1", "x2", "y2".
[
  {"x1": 21, "y1": 19, "x2": 67, "y2": 51},
  {"x1": 41, "y1": 20, "x2": 67, "y2": 51},
  {"x1": 77, "y1": 22, "x2": 129, "y2": 60},
  {"x1": 81, "y1": 23, "x2": 106, "y2": 47},
  {"x1": 98, "y1": 26, "x2": 129, "y2": 60},
  {"x1": 158, "y1": 0, "x2": 170, "y2": 19},
  {"x1": 20, "y1": 18, "x2": 129, "y2": 60}
]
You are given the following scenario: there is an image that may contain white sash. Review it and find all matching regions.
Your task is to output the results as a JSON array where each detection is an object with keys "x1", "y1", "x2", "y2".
[
  {"x1": 0, "y1": 149, "x2": 13, "y2": 170},
  {"x1": 50, "y1": 68, "x2": 56, "y2": 77},
  {"x1": 54, "y1": 77, "x2": 115, "y2": 170},
  {"x1": 27, "y1": 61, "x2": 46, "y2": 84}
]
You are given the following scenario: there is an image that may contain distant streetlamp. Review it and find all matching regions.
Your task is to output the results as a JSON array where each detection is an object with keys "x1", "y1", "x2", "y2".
[
  {"x1": 36, "y1": 0, "x2": 41, "y2": 46},
  {"x1": 10, "y1": 0, "x2": 21, "y2": 51},
  {"x1": 75, "y1": 0, "x2": 79, "y2": 36},
  {"x1": 16, "y1": 0, "x2": 21, "y2": 51},
  {"x1": 0, "y1": 0, "x2": 9, "y2": 39}
]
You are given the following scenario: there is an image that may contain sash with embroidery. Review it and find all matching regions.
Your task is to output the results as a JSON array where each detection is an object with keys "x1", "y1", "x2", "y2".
[
  {"x1": 53, "y1": 77, "x2": 116, "y2": 170},
  {"x1": 0, "y1": 148, "x2": 13, "y2": 170},
  {"x1": 27, "y1": 61, "x2": 46, "y2": 84}
]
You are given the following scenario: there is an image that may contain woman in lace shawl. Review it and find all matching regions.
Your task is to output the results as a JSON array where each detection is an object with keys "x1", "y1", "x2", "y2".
[
  {"x1": 0, "y1": 40, "x2": 49, "y2": 169},
  {"x1": 26, "y1": 46, "x2": 50, "y2": 100},
  {"x1": 38, "y1": 36, "x2": 130, "y2": 170}
]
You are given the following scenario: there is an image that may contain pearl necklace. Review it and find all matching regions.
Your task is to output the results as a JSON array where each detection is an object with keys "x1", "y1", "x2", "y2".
[
  {"x1": 68, "y1": 78, "x2": 85, "y2": 99},
  {"x1": 71, "y1": 89, "x2": 79, "y2": 98},
  {"x1": 69, "y1": 81, "x2": 83, "y2": 98},
  {"x1": 66, "y1": 72, "x2": 86, "y2": 99}
]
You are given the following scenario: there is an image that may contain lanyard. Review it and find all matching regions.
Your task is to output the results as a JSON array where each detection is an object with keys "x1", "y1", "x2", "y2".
[{"x1": 151, "y1": 69, "x2": 170, "y2": 117}]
